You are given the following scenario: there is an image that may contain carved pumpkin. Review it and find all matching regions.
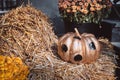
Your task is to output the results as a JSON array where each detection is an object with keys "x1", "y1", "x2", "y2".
[{"x1": 58, "y1": 28, "x2": 101, "y2": 64}]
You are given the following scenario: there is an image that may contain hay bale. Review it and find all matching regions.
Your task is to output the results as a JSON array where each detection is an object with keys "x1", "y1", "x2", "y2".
[
  {"x1": 0, "y1": 5, "x2": 117, "y2": 80},
  {"x1": 0, "y1": 5, "x2": 57, "y2": 61},
  {"x1": 29, "y1": 39, "x2": 117, "y2": 80}
]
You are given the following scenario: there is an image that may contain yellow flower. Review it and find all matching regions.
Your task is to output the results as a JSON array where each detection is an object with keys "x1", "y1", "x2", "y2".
[
  {"x1": 90, "y1": 3, "x2": 94, "y2": 7},
  {"x1": 63, "y1": 4, "x2": 67, "y2": 9},
  {"x1": 96, "y1": 7, "x2": 102, "y2": 11},
  {"x1": 76, "y1": 6, "x2": 81, "y2": 11},
  {"x1": 71, "y1": 2, "x2": 76, "y2": 6},
  {"x1": 5, "y1": 71, "x2": 13, "y2": 78},
  {"x1": 81, "y1": 9, "x2": 88, "y2": 14},
  {"x1": 0, "y1": 56, "x2": 5, "y2": 64},
  {"x1": 13, "y1": 57, "x2": 23, "y2": 64},
  {"x1": 93, "y1": 0, "x2": 97, "y2": 4},
  {"x1": 13, "y1": 65, "x2": 20, "y2": 73},
  {"x1": 98, "y1": 0, "x2": 102, "y2": 2},
  {"x1": 0, "y1": 64, "x2": 5, "y2": 71},
  {"x1": 3, "y1": 63, "x2": 9, "y2": 71},
  {"x1": 23, "y1": 66, "x2": 29, "y2": 74},
  {"x1": 87, "y1": 0, "x2": 91, "y2": 3},
  {"x1": 72, "y1": 9, "x2": 77, "y2": 13},
  {"x1": 67, "y1": 9, "x2": 71, "y2": 13},
  {"x1": 79, "y1": 2, "x2": 83, "y2": 5},
  {"x1": 95, "y1": 4, "x2": 102, "y2": 11},
  {"x1": 0, "y1": 70, "x2": 4, "y2": 77},
  {"x1": 72, "y1": 6, "x2": 77, "y2": 10},
  {"x1": 90, "y1": 7, "x2": 95, "y2": 11},
  {"x1": 6, "y1": 56, "x2": 12, "y2": 64},
  {"x1": 83, "y1": 9, "x2": 89, "y2": 14},
  {"x1": 85, "y1": 3, "x2": 89, "y2": 7},
  {"x1": 0, "y1": 55, "x2": 29, "y2": 80},
  {"x1": 58, "y1": 0, "x2": 112, "y2": 24}
]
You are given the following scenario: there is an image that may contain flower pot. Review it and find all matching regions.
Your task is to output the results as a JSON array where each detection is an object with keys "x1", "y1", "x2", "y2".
[
  {"x1": 63, "y1": 19, "x2": 101, "y2": 38},
  {"x1": 63, "y1": 19, "x2": 115, "y2": 41},
  {"x1": 100, "y1": 21, "x2": 115, "y2": 41}
]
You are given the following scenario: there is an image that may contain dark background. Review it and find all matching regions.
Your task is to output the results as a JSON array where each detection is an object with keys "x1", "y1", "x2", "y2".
[
  {"x1": 27, "y1": 0, "x2": 65, "y2": 36},
  {"x1": 28, "y1": 0, "x2": 120, "y2": 42}
]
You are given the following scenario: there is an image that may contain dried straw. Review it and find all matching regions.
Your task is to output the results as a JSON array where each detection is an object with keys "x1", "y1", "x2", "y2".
[
  {"x1": 0, "y1": 5, "x2": 117, "y2": 80},
  {"x1": 0, "y1": 5, "x2": 57, "y2": 60},
  {"x1": 29, "y1": 38, "x2": 117, "y2": 80}
]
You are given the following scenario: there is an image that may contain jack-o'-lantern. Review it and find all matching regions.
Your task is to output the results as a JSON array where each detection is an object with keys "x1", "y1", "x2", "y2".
[{"x1": 58, "y1": 28, "x2": 101, "y2": 64}]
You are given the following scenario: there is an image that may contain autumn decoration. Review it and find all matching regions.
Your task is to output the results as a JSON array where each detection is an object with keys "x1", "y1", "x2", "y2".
[
  {"x1": 0, "y1": 55, "x2": 29, "y2": 80},
  {"x1": 58, "y1": 28, "x2": 100, "y2": 64},
  {"x1": 58, "y1": 0, "x2": 112, "y2": 24},
  {"x1": 0, "y1": 5, "x2": 117, "y2": 80}
]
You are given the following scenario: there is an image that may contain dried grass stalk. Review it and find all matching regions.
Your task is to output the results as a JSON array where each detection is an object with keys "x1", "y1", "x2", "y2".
[
  {"x1": 0, "y1": 5, "x2": 117, "y2": 80},
  {"x1": 29, "y1": 39, "x2": 117, "y2": 80},
  {"x1": 0, "y1": 5, "x2": 57, "y2": 61}
]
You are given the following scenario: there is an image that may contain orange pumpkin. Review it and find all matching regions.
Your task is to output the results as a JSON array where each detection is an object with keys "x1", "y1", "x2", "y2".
[{"x1": 58, "y1": 28, "x2": 101, "y2": 64}]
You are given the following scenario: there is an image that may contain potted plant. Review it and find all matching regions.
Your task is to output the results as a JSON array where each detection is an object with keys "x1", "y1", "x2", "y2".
[{"x1": 58, "y1": 0, "x2": 113, "y2": 39}]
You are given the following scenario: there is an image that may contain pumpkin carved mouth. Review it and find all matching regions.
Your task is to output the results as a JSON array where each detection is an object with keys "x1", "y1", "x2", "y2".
[{"x1": 74, "y1": 54, "x2": 82, "y2": 61}]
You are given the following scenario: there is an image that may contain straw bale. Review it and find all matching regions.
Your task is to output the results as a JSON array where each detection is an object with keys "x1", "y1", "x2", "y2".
[
  {"x1": 28, "y1": 39, "x2": 117, "y2": 80},
  {"x1": 0, "y1": 5, "x2": 117, "y2": 80},
  {"x1": 0, "y1": 5, "x2": 57, "y2": 61}
]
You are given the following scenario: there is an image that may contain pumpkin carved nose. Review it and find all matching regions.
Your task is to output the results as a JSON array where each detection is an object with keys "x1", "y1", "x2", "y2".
[{"x1": 74, "y1": 54, "x2": 82, "y2": 61}]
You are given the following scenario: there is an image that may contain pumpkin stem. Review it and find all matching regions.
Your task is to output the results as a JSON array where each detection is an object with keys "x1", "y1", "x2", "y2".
[{"x1": 74, "y1": 28, "x2": 81, "y2": 38}]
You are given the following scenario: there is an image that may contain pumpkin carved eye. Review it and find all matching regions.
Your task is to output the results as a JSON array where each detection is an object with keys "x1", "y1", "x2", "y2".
[
  {"x1": 89, "y1": 42, "x2": 96, "y2": 50},
  {"x1": 61, "y1": 44, "x2": 68, "y2": 52},
  {"x1": 74, "y1": 54, "x2": 82, "y2": 61},
  {"x1": 73, "y1": 36, "x2": 81, "y2": 40}
]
